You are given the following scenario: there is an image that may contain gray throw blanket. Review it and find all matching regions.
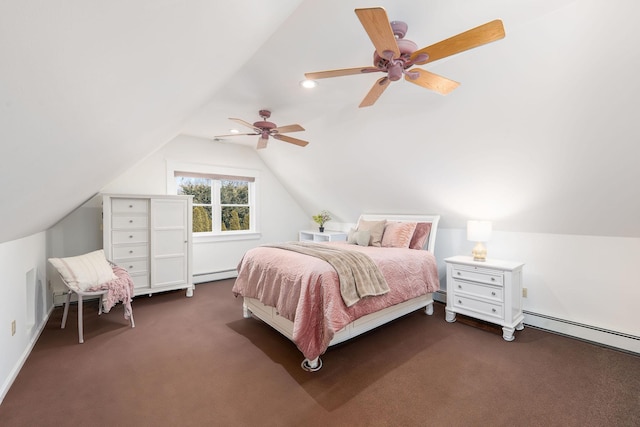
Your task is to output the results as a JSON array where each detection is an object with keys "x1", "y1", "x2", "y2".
[{"x1": 264, "y1": 241, "x2": 389, "y2": 307}]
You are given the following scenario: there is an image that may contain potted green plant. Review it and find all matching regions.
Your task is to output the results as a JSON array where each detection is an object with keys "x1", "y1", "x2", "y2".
[{"x1": 312, "y1": 210, "x2": 332, "y2": 232}]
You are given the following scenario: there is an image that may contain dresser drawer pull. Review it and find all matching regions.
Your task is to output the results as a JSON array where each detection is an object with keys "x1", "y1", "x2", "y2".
[
  {"x1": 129, "y1": 205, "x2": 133, "y2": 208},
  {"x1": 491, "y1": 291, "x2": 496, "y2": 296},
  {"x1": 457, "y1": 272, "x2": 461, "y2": 276},
  {"x1": 491, "y1": 277, "x2": 496, "y2": 281},
  {"x1": 458, "y1": 300, "x2": 462, "y2": 304},
  {"x1": 458, "y1": 285, "x2": 462, "y2": 289},
  {"x1": 128, "y1": 265, "x2": 133, "y2": 269},
  {"x1": 492, "y1": 308, "x2": 497, "y2": 313},
  {"x1": 129, "y1": 219, "x2": 133, "y2": 223},
  {"x1": 129, "y1": 235, "x2": 133, "y2": 238},
  {"x1": 129, "y1": 250, "x2": 134, "y2": 254}
]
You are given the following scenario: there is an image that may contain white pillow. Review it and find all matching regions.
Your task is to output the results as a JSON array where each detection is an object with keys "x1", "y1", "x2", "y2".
[
  {"x1": 48, "y1": 249, "x2": 117, "y2": 291},
  {"x1": 347, "y1": 228, "x2": 371, "y2": 246}
]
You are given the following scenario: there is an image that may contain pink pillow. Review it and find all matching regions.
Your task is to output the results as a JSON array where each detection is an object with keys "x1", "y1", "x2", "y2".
[
  {"x1": 409, "y1": 222, "x2": 432, "y2": 250},
  {"x1": 381, "y1": 222, "x2": 417, "y2": 248}
]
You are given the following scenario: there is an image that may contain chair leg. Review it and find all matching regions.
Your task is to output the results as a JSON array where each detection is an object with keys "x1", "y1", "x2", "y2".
[
  {"x1": 78, "y1": 294, "x2": 84, "y2": 344},
  {"x1": 61, "y1": 290, "x2": 71, "y2": 329},
  {"x1": 129, "y1": 310, "x2": 135, "y2": 329}
]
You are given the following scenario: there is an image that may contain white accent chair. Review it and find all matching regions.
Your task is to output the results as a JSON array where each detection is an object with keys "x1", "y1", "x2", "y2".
[{"x1": 59, "y1": 278, "x2": 135, "y2": 343}]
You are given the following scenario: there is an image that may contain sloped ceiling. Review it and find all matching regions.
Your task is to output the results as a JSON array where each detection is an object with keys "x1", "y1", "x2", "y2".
[{"x1": 2, "y1": 0, "x2": 639, "y2": 244}]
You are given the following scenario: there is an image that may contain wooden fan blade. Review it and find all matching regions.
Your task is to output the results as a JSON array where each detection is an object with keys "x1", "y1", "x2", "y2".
[
  {"x1": 410, "y1": 19, "x2": 505, "y2": 65},
  {"x1": 214, "y1": 132, "x2": 258, "y2": 138},
  {"x1": 355, "y1": 7, "x2": 400, "y2": 59},
  {"x1": 305, "y1": 67, "x2": 380, "y2": 80},
  {"x1": 405, "y1": 68, "x2": 460, "y2": 95},
  {"x1": 272, "y1": 134, "x2": 309, "y2": 147},
  {"x1": 229, "y1": 118, "x2": 259, "y2": 131},
  {"x1": 359, "y1": 77, "x2": 390, "y2": 108},
  {"x1": 273, "y1": 124, "x2": 305, "y2": 134},
  {"x1": 257, "y1": 137, "x2": 268, "y2": 150}
]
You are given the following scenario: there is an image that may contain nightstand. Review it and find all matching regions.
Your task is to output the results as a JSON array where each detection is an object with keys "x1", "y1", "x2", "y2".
[
  {"x1": 298, "y1": 230, "x2": 348, "y2": 243},
  {"x1": 445, "y1": 255, "x2": 525, "y2": 341}
]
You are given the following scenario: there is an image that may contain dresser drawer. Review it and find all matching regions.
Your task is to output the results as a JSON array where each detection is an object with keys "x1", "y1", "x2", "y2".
[
  {"x1": 111, "y1": 198, "x2": 149, "y2": 214},
  {"x1": 112, "y1": 230, "x2": 148, "y2": 244},
  {"x1": 112, "y1": 215, "x2": 148, "y2": 229},
  {"x1": 452, "y1": 266, "x2": 503, "y2": 286},
  {"x1": 112, "y1": 244, "x2": 149, "y2": 260},
  {"x1": 451, "y1": 279, "x2": 503, "y2": 302},
  {"x1": 453, "y1": 295, "x2": 503, "y2": 319},
  {"x1": 119, "y1": 259, "x2": 148, "y2": 275},
  {"x1": 130, "y1": 273, "x2": 149, "y2": 289}
]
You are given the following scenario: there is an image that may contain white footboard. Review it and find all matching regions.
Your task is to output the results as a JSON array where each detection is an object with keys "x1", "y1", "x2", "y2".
[{"x1": 242, "y1": 293, "x2": 434, "y2": 370}]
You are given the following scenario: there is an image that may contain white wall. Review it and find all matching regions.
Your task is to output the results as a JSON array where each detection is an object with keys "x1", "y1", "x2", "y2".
[
  {"x1": 0, "y1": 232, "x2": 49, "y2": 404},
  {"x1": 434, "y1": 228, "x2": 640, "y2": 352},
  {"x1": 100, "y1": 134, "x2": 310, "y2": 281}
]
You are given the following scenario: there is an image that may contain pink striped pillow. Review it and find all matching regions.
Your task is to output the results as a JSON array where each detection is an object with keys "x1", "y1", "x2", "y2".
[{"x1": 381, "y1": 221, "x2": 417, "y2": 248}]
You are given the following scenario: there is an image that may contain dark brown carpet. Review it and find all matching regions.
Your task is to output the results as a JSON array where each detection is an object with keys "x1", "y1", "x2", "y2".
[{"x1": 1, "y1": 279, "x2": 638, "y2": 427}]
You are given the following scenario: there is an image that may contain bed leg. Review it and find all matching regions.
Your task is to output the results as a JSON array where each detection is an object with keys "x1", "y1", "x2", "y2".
[
  {"x1": 301, "y1": 357, "x2": 322, "y2": 372},
  {"x1": 242, "y1": 302, "x2": 251, "y2": 319},
  {"x1": 424, "y1": 302, "x2": 434, "y2": 316}
]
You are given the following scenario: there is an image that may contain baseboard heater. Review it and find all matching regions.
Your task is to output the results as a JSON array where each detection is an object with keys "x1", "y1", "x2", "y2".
[
  {"x1": 193, "y1": 269, "x2": 238, "y2": 284},
  {"x1": 523, "y1": 310, "x2": 639, "y2": 355},
  {"x1": 434, "y1": 290, "x2": 638, "y2": 354}
]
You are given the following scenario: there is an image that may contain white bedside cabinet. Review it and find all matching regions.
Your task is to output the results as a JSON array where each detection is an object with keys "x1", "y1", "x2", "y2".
[
  {"x1": 299, "y1": 230, "x2": 348, "y2": 243},
  {"x1": 445, "y1": 255, "x2": 525, "y2": 341}
]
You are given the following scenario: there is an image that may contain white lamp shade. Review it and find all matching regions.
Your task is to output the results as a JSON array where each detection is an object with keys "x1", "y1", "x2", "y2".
[{"x1": 467, "y1": 220, "x2": 492, "y2": 242}]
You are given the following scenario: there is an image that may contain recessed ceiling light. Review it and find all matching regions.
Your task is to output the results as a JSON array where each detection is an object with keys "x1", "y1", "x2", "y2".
[{"x1": 300, "y1": 79, "x2": 318, "y2": 89}]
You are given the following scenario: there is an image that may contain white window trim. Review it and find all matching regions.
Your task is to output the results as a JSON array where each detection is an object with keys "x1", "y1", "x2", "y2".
[{"x1": 167, "y1": 160, "x2": 261, "y2": 243}]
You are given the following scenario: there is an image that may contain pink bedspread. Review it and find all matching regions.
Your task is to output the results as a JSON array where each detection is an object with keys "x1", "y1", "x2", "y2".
[{"x1": 233, "y1": 242, "x2": 439, "y2": 361}]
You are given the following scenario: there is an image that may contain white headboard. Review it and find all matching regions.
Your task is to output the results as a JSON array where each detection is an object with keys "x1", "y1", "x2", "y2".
[{"x1": 357, "y1": 214, "x2": 441, "y2": 253}]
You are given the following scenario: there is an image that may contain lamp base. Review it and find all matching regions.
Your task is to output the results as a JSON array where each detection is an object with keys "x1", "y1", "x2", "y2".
[{"x1": 472, "y1": 242, "x2": 487, "y2": 262}]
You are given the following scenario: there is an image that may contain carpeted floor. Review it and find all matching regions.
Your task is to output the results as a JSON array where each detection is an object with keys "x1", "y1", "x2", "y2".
[{"x1": 0, "y1": 279, "x2": 638, "y2": 427}]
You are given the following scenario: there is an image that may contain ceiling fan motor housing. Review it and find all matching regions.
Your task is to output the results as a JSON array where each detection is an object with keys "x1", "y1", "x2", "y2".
[{"x1": 373, "y1": 37, "x2": 418, "y2": 81}]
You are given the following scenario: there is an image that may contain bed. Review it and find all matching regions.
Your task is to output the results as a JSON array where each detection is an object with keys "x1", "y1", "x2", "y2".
[{"x1": 232, "y1": 214, "x2": 441, "y2": 371}]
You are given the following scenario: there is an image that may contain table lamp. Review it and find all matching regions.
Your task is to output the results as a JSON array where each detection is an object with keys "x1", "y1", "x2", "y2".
[{"x1": 467, "y1": 220, "x2": 492, "y2": 262}]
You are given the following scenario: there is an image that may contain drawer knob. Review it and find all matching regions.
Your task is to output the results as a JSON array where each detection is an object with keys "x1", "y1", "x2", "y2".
[
  {"x1": 491, "y1": 277, "x2": 496, "y2": 281},
  {"x1": 492, "y1": 308, "x2": 497, "y2": 313},
  {"x1": 129, "y1": 205, "x2": 133, "y2": 208},
  {"x1": 457, "y1": 272, "x2": 461, "y2": 276},
  {"x1": 458, "y1": 300, "x2": 462, "y2": 304},
  {"x1": 491, "y1": 291, "x2": 496, "y2": 296},
  {"x1": 129, "y1": 235, "x2": 133, "y2": 238},
  {"x1": 128, "y1": 265, "x2": 133, "y2": 269},
  {"x1": 129, "y1": 250, "x2": 133, "y2": 254},
  {"x1": 129, "y1": 219, "x2": 133, "y2": 223},
  {"x1": 458, "y1": 285, "x2": 462, "y2": 289}
]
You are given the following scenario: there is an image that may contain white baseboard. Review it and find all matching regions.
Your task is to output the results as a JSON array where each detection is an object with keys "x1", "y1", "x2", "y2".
[
  {"x1": 193, "y1": 269, "x2": 237, "y2": 284},
  {"x1": 0, "y1": 306, "x2": 54, "y2": 405}
]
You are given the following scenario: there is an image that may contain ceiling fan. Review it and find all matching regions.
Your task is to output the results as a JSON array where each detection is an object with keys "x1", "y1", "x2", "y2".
[
  {"x1": 214, "y1": 110, "x2": 309, "y2": 149},
  {"x1": 305, "y1": 7, "x2": 505, "y2": 107}
]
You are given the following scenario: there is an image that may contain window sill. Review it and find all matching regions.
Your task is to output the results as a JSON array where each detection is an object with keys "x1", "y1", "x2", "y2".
[{"x1": 193, "y1": 232, "x2": 262, "y2": 244}]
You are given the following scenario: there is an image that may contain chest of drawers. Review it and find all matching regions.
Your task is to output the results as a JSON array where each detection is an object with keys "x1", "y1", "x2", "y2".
[{"x1": 445, "y1": 256, "x2": 524, "y2": 341}]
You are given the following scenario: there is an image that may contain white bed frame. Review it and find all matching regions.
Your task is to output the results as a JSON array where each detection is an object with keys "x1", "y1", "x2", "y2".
[{"x1": 242, "y1": 214, "x2": 441, "y2": 371}]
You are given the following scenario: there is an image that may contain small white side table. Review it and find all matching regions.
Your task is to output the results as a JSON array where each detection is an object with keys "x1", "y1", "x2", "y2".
[{"x1": 445, "y1": 255, "x2": 525, "y2": 341}]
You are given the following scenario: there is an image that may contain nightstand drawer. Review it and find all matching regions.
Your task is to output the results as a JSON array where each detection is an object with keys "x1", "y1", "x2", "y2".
[
  {"x1": 452, "y1": 266, "x2": 503, "y2": 286},
  {"x1": 451, "y1": 279, "x2": 503, "y2": 302},
  {"x1": 453, "y1": 295, "x2": 503, "y2": 319}
]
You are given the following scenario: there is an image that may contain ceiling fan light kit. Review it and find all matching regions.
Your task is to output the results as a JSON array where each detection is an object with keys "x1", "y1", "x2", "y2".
[{"x1": 304, "y1": 7, "x2": 505, "y2": 107}]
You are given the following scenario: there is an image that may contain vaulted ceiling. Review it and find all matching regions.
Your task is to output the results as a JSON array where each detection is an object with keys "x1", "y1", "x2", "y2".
[{"x1": 2, "y1": 0, "x2": 639, "y2": 244}]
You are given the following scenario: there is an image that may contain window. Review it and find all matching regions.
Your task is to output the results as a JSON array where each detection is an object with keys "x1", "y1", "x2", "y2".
[{"x1": 167, "y1": 162, "x2": 259, "y2": 241}]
